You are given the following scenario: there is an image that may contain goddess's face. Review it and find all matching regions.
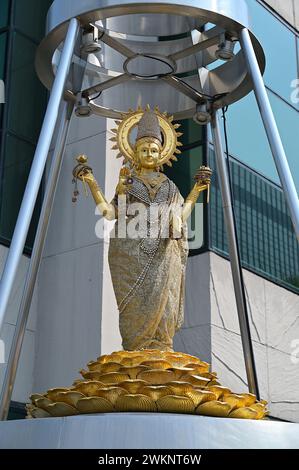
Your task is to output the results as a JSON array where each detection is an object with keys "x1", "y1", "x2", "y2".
[{"x1": 135, "y1": 140, "x2": 161, "y2": 169}]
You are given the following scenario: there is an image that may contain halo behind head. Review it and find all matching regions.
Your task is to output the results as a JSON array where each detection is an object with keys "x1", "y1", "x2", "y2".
[{"x1": 109, "y1": 105, "x2": 183, "y2": 168}]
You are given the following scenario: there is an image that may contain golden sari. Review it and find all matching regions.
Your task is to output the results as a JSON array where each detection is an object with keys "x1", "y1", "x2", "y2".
[{"x1": 108, "y1": 175, "x2": 188, "y2": 351}]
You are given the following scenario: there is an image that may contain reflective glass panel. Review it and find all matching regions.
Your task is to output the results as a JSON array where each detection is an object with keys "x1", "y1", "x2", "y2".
[
  {"x1": 8, "y1": 32, "x2": 47, "y2": 142},
  {"x1": 208, "y1": 147, "x2": 299, "y2": 293},
  {"x1": 222, "y1": 88, "x2": 299, "y2": 192},
  {"x1": 224, "y1": 90, "x2": 279, "y2": 184},
  {"x1": 178, "y1": 118, "x2": 203, "y2": 148},
  {"x1": 164, "y1": 131, "x2": 205, "y2": 251},
  {"x1": 165, "y1": 123, "x2": 204, "y2": 198},
  {"x1": 0, "y1": 33, "x2": 7, "y2": 127},
  {"x1": 14, "y1": 0, "x2": 51, "y2": 42},
  {"x1": 246, "y1": 0, "x2": 298, "y2": 104},
  {"x1": 0, "y1": 32, "x2": 7, "y2": 80},
  {"x1": 0, "y1": 0, "x2": 10, "y2": 29},
  {"x1": 268, "y1": 90, "x2": 299, "y2": 192},
  {"x1": 0, "y1": 133, "x2": 41, "y2": 249}
]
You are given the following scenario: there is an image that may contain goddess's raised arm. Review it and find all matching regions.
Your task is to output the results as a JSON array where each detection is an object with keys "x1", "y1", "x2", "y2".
[
  {"x1": 72, "y1": 155, "x2": 119, "y2": 220},
  {"x1": 182, "y1": 166, "x2": 212, "y2": 223}
]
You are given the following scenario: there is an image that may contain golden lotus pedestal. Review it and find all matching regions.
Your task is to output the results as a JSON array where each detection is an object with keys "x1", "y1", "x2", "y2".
[{"x1": 27, "y1": 350, "x2": 268, "y2": 420}]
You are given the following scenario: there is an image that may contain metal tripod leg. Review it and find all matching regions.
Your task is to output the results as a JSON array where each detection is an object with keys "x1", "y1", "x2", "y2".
[
  {"x1": 0, "y1": 18, "x2": 79, "y2": 337},
  {"x1": 240, "y1": 28, "x2": 299, "y2": 240},
  {"x1": 210, "y1": 111, "x2": 260, "y2": 398},
  {"x1": 0, "y1": 101, "x2": 74, "y2": 420}
]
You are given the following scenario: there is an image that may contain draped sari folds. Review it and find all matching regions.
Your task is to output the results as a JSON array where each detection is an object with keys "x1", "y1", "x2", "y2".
[{"x1": 108, "y1": 175, "x2": 188, "y2": 351}]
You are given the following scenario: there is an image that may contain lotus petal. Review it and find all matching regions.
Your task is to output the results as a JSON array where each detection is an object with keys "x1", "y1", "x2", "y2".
[
  {"x1": 88, "y1": 361, "x2": 121, "y2": 373},
  {"x1": 118, "y1": 379, "x2": 148, "y2": 394},
  {"x1": 30, "y1": 393, "x2": 45, "y2": 405},
  {"x1": 166, "y1": 381, "x2": 195, "y2": 396},
  {"x1": 96, "y1": 354, "x2": 109, "y2": 364},
  {"x1": 120, "y1": 356, "x2": 145, "y2": 367},
  {"x1": 140, "y1": 360, "x2": 172, "y2": 369},
  {"x1": 181, "y1": 375, "x2": 210, "y2": 387},
  {"x1": 169, "y1": 367, "x2": 195, "y2": 379},
  {"x1": 223, "y1": 394, "x2": 248, "y2": 410},
  {"x1": 118, "y1": 365, "x2": 150, "y2": 379},
  {"x1": 138, "y1": 369, "x2": 176, "y2": 384},
  {"x1": 46, "y1": 402, "x2": 77, "y2": 417},
  {"x1": 207, "y1": 385, "x2": 231, "y2": 399},
  {"x1": 186, "y1": 390, "x2": 217, "y2": 407},
  {"x1": 80, "y1": 370, "x2": 105, "y2": 381},
  {"x1": 76, "y1": 397, "x2": 114, "y2": 414},
  {"x1": 179, "y1": 354, "x2": 205, "y2": 365},
  {"x1": 248, "y1": 403, "x2": 268, "y2": 419},
  {"x1": 46, "y1": 388, "x2": 70, "y2": 401},
  {"x1": 97, "y1": 372, "x2": 130, "y2": 384},
  {"x1": 185, "y1": 364, "x2": 210, "y2": 375},
  {"x1": 139, "y1": 385, "x2": 172, "y2": 401},
  {"x1": 229, "y1": 407, "x2": 259, "y2": 420},
  {"x1": 240, "y1": 393, "x2": 257, "y2": 407},
  {"x1": 115, "y1": 394, "x2": 157, "y2": 412},
  {"x1": 95, "y1": 387, "x2": 127, "y2": 405},
  {"x1": 54, "y1": 391, "x2": 85, "y2": 407},
  {"x1": 196, "y1": 400, "x2": 232, "y2": 417},
  {"x1": 73, "y1": 380, "x2": 106, "y2": 396},
  {"x1": 35, "y1": 397, "x2": 53, "y2": 410},
  {"x1": 30, "y1": 407, "x2": 51, "y2": 419},
  {"x1": 157, "y1": 395, "x2": 195, "y2": 414}
]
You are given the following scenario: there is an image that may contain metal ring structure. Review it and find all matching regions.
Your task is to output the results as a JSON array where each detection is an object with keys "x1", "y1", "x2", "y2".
[{"x1": 36, "y1": 0, "x2": 265, "y2": 119}]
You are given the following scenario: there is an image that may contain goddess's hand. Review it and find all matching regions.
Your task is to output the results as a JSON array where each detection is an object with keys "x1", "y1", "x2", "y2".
[
  {"x1": 116, "y1": 167, "x2": 132, "y2": 195},
  {"x1": 194, "y1": 165, "x2": 212, "y2": 188},
  {"x1": 72, "y1": 155, "x2": 94, "y2": 183}
]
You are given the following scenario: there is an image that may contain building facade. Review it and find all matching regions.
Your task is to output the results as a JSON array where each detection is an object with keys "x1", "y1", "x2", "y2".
[{"x1": 0, "y1": 0, "x2": 298, "y2": 422}]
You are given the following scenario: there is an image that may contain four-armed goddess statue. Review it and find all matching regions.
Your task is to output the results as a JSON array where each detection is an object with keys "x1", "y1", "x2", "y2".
[
  {"x1": 26, "y1": 107, "x2": 267, "y2": 420},
  {"x1": 72, "y1": 106, "x2": 211, "y2": 352}
]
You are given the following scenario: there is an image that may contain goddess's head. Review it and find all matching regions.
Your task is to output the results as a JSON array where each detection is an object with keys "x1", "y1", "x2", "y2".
[
  {"x1": 135, "y1": 137, "x2": 162, "y2": 170},
  {"x1": 134, "y1": 110, "x2": 163, "y2": 170}
]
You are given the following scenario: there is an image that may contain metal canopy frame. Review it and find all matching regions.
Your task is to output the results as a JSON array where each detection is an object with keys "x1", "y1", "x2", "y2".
[
  {"x1": 35, "y1": 0, "x2": 266, "y2": 119},
  {"x1": 0, "y1": 0, "x2": 298, "y2": 419}
]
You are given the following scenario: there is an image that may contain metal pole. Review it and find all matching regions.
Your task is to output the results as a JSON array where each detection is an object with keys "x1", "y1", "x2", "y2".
[
  {"x1": 210, "y1": 111, "x2": 260, "y2": 398},
  {"x1": 0, "y1": 18, "x2": 79, "y2": 336},
  {"x1": 240, "y1": 28, "x2": 299, "y2": 240},
  {"x1": 0, "y1": 101, "x2": 73, "y2": 420}
]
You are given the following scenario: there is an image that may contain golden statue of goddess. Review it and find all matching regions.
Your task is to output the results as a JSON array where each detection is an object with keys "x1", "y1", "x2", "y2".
[
  {"x1": 72, "y1": 106, "x2": 212, "y2": 351},
  {"x1": 26, "y1": 107, "x2": 268, "y2": 420}
]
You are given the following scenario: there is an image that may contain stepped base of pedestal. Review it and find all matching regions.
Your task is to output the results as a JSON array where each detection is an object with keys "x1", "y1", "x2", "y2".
[{"x1": 0, "y1": 413, "x2": 298, "y2": 449}]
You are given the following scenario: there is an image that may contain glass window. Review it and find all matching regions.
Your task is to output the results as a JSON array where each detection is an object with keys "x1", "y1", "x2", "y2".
[
  {"x1": 0, "y1": 0, "x2": 10, "y2": 29},
  {"x1": 223, "y1": 90, "x2": 279, "y2": 184},
  {"x1": 268, "y1": 90, "x2": 299, "y2": 192},
  {"x1": 0, "y1": 32, "x2": 7, "y2": 80},
  {"x1": 0, "y1": 1, "x2": 51, "y2": 252},
  {"x1": 164, "y1": 123, "x2": 205, "y2": 250},
  {"x1": 14, "y1": 0, "x2": 51, "y2": 42},
  {"x1": 164, "y1": 120, "x2": 204, "y2": 197},
  {"x1": 175, "y1": 145, "x2": 204, "y2": 251},
  {"x1": 208, "y1": 147, "x2": 299, "y2": 293},
  {"x1": 178, "y1": 118, "x2": 203, "y2": 148},
  {"x1": 0, "y1": 134, "x2": 41, "y2": 250},
  {"x1": 221, "y1": 88, "x2": 299, "y2": 192},
  {"x1": 0, "y1": 33, "x2": 7, "y2": 129},
  {"x1": 8, "y1": 32, "x2": 48, "y2": 143},
  {"x1": 246, "y1": 0, "x2": 298, "y2": 105}
]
